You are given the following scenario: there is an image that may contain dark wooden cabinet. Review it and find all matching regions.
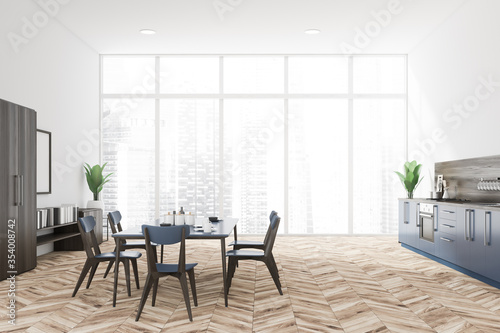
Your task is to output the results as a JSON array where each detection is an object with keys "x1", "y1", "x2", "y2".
[
  {"x1": 0, "y1": 99, "x2": 37, "y2": 281},
  {"x1": 37, "y1": 208, "x2": 102, "y2": 251}
]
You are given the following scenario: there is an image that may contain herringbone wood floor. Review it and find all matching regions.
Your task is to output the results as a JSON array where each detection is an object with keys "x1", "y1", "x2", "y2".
[{"x1": 2, "y1": 236, "x2": 500, "y2": 332}]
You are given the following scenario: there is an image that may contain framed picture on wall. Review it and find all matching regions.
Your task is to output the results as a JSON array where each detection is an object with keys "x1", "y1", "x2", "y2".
[{"x1": 37, "y1": 129, "x2": 52, "y2": 194}]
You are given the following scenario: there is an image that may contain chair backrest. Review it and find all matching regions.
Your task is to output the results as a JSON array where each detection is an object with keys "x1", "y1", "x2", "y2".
[
  {"x1": 108, "y1": 211, "x2": 123, "y2": 233},
  {"x1": 77, "y1": 216, "x2": 102, "y2": 258},
  {"x1": 142, "y1": 225, "x2": 190, "y2": 273},
  {"x1": 263, "y1": 214, "x2": 280, "y2": 257},
  {"x1": 263, "y1": 211, "x2": 278, "y2": 245}
]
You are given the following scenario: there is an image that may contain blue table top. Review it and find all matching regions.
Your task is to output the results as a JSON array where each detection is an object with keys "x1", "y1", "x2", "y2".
[{"x1": 112, "y1": 217, "x2": 239, "y2": 239}]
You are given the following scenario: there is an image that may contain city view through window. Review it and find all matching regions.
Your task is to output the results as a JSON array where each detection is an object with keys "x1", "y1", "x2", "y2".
[{"x1": 101, "y1": 55, "x2": 406, "y2": 234}]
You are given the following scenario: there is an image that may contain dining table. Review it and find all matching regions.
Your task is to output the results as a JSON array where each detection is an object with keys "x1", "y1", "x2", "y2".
[{"x1": 111, "y1": 218, "x2": 239, "y2": 307}]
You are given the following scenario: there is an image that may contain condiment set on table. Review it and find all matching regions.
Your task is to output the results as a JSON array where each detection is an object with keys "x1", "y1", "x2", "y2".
[{"x1": 161, "y1": 207, "x2": 219, "y2": 233}]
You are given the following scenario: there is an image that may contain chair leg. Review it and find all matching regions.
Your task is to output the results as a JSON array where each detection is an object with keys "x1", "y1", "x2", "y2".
[
  {"x1": 153, "y1": 245, "x2": 158, "y2": 263},
  {"x1": 270, "y1": 261, "x2": 282, "y2": 289},
  {"x1": 131, "y1": 259, "x2": 140, "y2": 289},
  {"x1": 103, "y1": 260, "x2": 114, "y2": 278},
  {"x1": 265, "y1": 259, "x2": 282, "y2": 295},
  {"x1": 152, "y1": 278, "x2": 159, "y2": 307},
  {"x1": 72, "y1": 260, "x2": 92, "y2": 297},
  {"x1": 86, "y1": 262, "x2": 100, "y2": 289},
  {"x1": 179, "y1": 273, "x2": 193, "y2": 322},
  {"x1": 233, "y1": 245, "x2": 239, "y2": 268},
  {"x1": 135, "y1": 273, "x2": 154, "y2": 321},
  {"x1": 270, "y1": 253, "x2": 280, "y2": 278},
  {"x1": 122, "y1": 259, "x2": 132, "y2": 296},
  {"x1": 187, "y1": 269, "x2": 198, "y2": 307},
  {"x1": 226, "y1": 257, "x2": 237, "y2": 293}
]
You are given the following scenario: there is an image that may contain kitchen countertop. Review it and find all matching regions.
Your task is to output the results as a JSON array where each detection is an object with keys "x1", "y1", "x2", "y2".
[{"x1": 398, "y1": 198, "x2": 500, "y2": 211}]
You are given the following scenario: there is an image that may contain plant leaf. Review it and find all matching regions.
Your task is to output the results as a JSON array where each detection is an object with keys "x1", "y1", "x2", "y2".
[
  {"x1": 407, "y1": 171, "x2": 415, "y2": 183},
  {"x1": 404, "y1": 179, "x2": 414, "y2": 192},
  {"x1": 394, "y1": 171, "x2": 406, "y2": 184},
  {"x1": 396, "y1": 160, "x2": 423, "y2": 194},
  {"x1": 83, "y1": 163, "x2": 112, "y2": 197},
  {"x1": 413, "y1": 164, "x2": 422, "y2": 178},
  {"x1": 408, "y1": 160, "x2": 417, "y2": 172}
]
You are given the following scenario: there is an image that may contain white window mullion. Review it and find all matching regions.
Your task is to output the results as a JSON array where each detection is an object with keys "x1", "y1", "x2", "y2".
[
  {"x1": 284, "y1": 56, "x2": 289, "y2": 234},
  {"x1": 404, "y1": 55, "x2": 409, "y2": 161},
  {"x1": 155, "y1": 56, "x2": 160, "y2": 219},
  {"x1": 219, "y1": 56, "x2": 225, "y2": 218},
  {"x1": 348, "y1": 56, "x2": 354, "y2": 235}
]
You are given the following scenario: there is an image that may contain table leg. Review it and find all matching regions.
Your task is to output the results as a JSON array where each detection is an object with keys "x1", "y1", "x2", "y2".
[
  {"x1": 113, "y1": 237, "x2": 121, "y2": 307},
  {"x1": 221, "y1": 238, "x2": 228, "y2": 307},
  {"x1": 233, "y1": 225, "x2": 238, "y2": 268}
]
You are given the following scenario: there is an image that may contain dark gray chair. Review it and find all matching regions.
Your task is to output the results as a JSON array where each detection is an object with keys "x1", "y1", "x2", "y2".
[
  {"x1": 104, "y1": 211, "x2": 156, "y2": 278},
  {"x1": 228, "y1": 211, "x2": 277, "y2": 250},
  {"x1": 136, "y1": 225, "x2": 198, "y2": 322},
  {"x1": 72, "y1": 216, "x2": 141, "y2": 297},
  {"x1": 225, "y1": 214, "x2": 282, "y2": 303},
  {"x1": 228, "y1": 211, "x2": 279, "y2": 274}
]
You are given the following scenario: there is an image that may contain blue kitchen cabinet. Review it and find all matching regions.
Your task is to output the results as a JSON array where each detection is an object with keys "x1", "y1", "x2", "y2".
[
  {"x1": 398, "y1": 200, "x2": 419, "y2": 249},
  {"x1": 398, "y1": 200, "x2": 409, "y2": 245},
  {"x1": 469, "y1": 209, "x2": 486, "y2": 275},
  {"x1": 456, "y1": 206, "x2": 469, "y2": 268},
  {"x1": 436, "y1": 232, "x2": 457, "y2": 263},
  {"x1": 436, "y1": 205, "x2": 458, "y2": 263},
  {"x1": 401, "y1": 201, "x2": 500, "y2": 286},
  {"x1": 456, "y1": 208, "x2": 486, "y2": 274},
  {"x1": 483, "y1": 210, "x2": 500, "y2": 281},
  {"x1": 407, "y1": 202, "x2": 419, "y2": 249}
]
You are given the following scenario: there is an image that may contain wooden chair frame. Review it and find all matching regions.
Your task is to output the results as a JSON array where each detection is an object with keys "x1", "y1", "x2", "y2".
[
  {"x1": 72, "y1": 216, "x2": 141, "y2": 297},
  {"x1": 136, "y1": 225, "x2": 198, "y2": 322},
  {"x1": 225, "y1": 216, "x2": 282, "y2": 301}
]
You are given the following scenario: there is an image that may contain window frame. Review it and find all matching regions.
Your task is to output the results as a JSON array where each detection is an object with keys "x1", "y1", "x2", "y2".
[{"x1": 100, "y1": 54, "x2": 408, "y2": 234}]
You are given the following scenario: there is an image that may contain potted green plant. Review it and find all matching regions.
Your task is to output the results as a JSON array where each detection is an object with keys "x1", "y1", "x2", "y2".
[
  {"x1": 84, "y1": 162, "x2": 112, "y2": 210},
  {"x1": 395, "y1": 160, "x2": 423, "y2": 199}
]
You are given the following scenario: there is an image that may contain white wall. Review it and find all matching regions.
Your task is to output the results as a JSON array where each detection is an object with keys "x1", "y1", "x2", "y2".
[
  {"x1": 407, "y1": 0, "x2": 500, "y2": 197},
  {"x1": 0, "y1": 1, "x2": 99, "y2": 254},
  {"x1": 1, "y1": 0, "x2": 99, "y2": 207}
]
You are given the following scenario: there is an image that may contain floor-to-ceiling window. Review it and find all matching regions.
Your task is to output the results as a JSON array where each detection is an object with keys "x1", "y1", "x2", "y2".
[{"x1": 101, "y1": 55, "x2": 406, "y2": 233}]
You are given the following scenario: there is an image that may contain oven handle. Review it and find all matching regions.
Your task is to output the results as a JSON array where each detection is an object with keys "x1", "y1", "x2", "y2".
[
  {"x1": 433, "y1": 205, "x2": 438, "y2": 231},
  {"x1": 416, "y1": 203, "x2": 420, "y2": 227},
  {"x1": 419, "y1": 212, "x2": 433, "y2": 218}
]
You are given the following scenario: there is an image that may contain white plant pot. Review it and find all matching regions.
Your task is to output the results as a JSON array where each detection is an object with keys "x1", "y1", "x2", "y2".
[{"x1": 87, "y1": 200, "x2": 104, "y2": 211}]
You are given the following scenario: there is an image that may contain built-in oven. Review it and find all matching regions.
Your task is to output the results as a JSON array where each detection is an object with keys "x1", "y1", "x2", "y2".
[{"x1": 419, "y1": 203, "x2": 437, "y2": 242}]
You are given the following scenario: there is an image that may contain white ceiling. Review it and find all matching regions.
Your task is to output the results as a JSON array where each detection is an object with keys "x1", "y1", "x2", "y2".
[{"x1": 43, "y1": 0, "x2": 468, "y2": 54}]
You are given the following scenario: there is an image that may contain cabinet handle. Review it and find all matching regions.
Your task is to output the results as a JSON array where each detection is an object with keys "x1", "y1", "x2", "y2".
[
  {"x1": 20, "y1": 175, "x2": 24, "y2": 206},
  {"x1": 442, "y1": 224, "x2": 455, "y2": 228},
  {"x1": 404, "y1": 221, "x2": 409, "y2": 224},
  {"x1": 469, "y1": 210, "x2": 475, "y2": 241},
  {"x1": 433, "y1": 205, "x2": 438, "y2": 231},
  {"x1": 485, "y1": 212, "x2": 491, "y2": 246},
  {"x1": 465, "y1": 209, "x2": 469, "y2": 241},
  {"x1": 416, "y1": 203, "x2": 420, "y2": 227},
  {"x1": 440, "y1": 237, "x2": 453, "y2": 242},
  {"x1": 14, "y1": 175, "x2": 19, "y2": 206},
  {"x1": 404, "y1": 202, "x2": 408, "y2": 224},
  {"x1": 441, "y1": 210, "x2": 455, "y2": 214}
]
